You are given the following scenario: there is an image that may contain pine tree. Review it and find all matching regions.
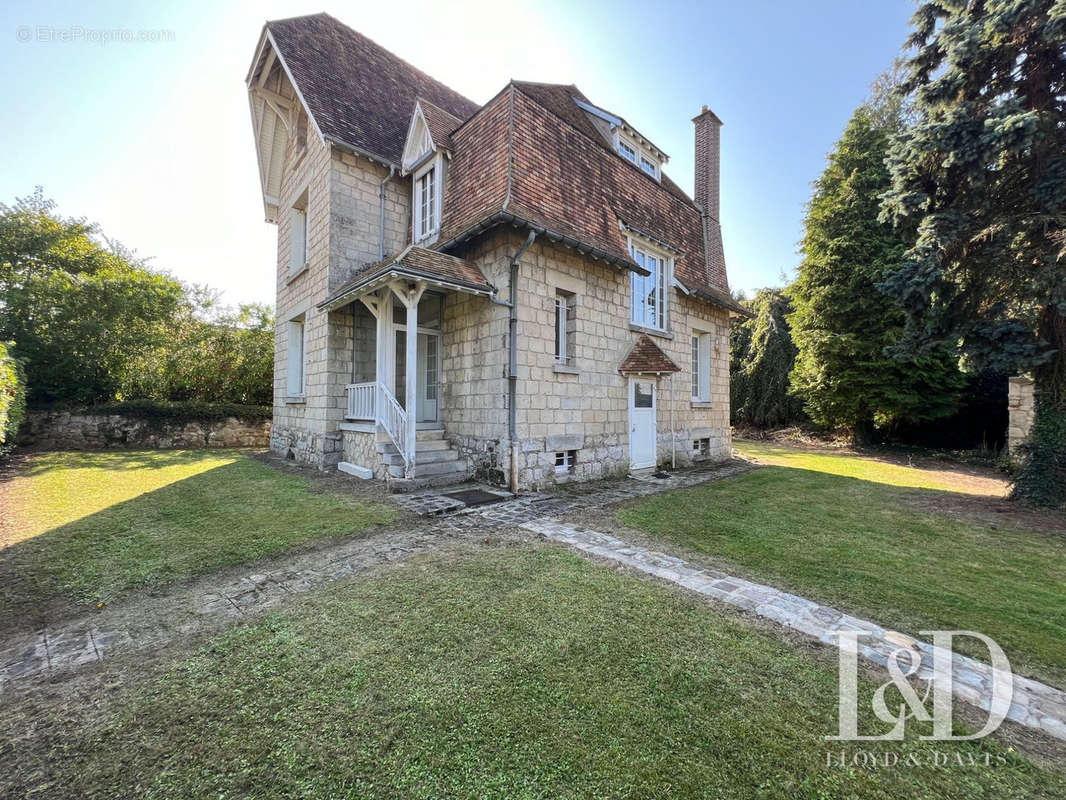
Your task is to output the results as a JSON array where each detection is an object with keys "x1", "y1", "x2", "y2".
[
  {"x1": 788, "y1": 109, "x2": 964, "y2": 439},
  {"x1": 730, "y1": 289, "x2": 805, "y2": 428},
  {"x1": 880, "y1": 0, "x2": 1066, "y2": 505}
]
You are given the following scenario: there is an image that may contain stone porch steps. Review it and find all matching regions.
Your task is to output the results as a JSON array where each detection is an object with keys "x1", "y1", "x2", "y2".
[{"x1": 376, "y1": 429, "x2": 473, "y2": 486}]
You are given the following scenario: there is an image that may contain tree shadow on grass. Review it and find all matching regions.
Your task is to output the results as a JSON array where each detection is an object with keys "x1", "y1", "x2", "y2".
[
  {"x1": 0, "y1": 457, "x2": 394, "y2": 639},
  {"x1": 8, "y1": 448, "x2": 253, "y2": 478}
]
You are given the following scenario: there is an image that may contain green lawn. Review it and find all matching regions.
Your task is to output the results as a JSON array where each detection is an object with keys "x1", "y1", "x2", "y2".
[
  {"x1": 616, "y1": 440, "x2": 1066, "y2": 687},
  {"x1": 0, "y1": 450, "x2": 396, "y2": 629},
  {"x1": 3, "y1": 545, "x2": 1058, "y2": 799}
]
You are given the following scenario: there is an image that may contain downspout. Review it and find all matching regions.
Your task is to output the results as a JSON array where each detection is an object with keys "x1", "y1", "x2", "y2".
[
  {"x1": 378, "y1": 165, "x2": 396, "y2": 261},
  {"x1": 491, "y1": 230, "x2": 537, "y2": 493}
]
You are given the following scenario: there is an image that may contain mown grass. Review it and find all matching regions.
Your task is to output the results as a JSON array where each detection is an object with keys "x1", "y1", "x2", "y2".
[
  {"x1": 0, "y1": 450, "x2": 395, "y2": 626},
  {"x1": 616, "y1": 441, "x2": 1066, "y2": 687},
  {"x1": 4, "y1": 545, "x2": 1059, "y2": 799}
]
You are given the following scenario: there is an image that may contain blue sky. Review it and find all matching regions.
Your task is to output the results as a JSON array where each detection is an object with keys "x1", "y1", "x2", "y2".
[{"x1": 0, "y1": 0, "x2": 916, "y2": 305}]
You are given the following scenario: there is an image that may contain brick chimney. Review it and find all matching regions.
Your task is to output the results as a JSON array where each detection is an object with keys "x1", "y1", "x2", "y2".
[{"x1": 693, "y1": 106, "x2": 727, "y2": 289}]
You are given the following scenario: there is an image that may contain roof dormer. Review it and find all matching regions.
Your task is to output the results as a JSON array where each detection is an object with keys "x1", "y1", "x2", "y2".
[
  {"x1": 573, "y1": 96, "x2": 668, "y2": 182},
  {"x1": 402, "y1": 102, "x2": 437, "y2": 171}
]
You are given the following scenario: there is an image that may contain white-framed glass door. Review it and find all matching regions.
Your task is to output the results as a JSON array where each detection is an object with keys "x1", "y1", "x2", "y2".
[
  {"x1": 628, "y1": 378, "x2": 657, "y2": 469},
  {"x1": 416, "y1": 332, "x2": 440, "y2": 423}
]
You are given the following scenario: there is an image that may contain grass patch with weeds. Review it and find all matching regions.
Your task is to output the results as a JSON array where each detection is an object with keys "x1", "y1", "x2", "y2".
[
  {"x1": 0, "y1": 450, "x2": 395, "y2": 628},
  {"x1": 616, "y1": 442, "x2": 1066, "y2": 687},
  {"x1": 3, "y1": 545, "x2": 1059, "y2": 799}
]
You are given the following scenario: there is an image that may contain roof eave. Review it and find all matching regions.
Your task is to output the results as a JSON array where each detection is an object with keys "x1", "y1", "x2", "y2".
[{"x1": 437, "y1": 211, "x2": 651, "y2": 276}]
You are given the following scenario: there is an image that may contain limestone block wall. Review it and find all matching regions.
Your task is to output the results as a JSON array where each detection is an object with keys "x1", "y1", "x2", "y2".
[
  {"x1": 508, "y1": 238, "x2": 732, "y2": 490},
  {"x1": 271, "y1": 138, "x2": 412, "y2": 468},
  {"x1": 270, "y1": 127, "x2": 334, "y2": 466},
  {"x1": 341, "y1": 428, "x2": 388, "y2": 479},
  {"x1": 20, "y1": 410, "x2": 270, "y2": 450},
  {"x1": 1008, "y1": 376, "x2": 1036, "y2": 454},
  {"x1": 439, "y1": 234, "x2": 512, "y2": 482}
]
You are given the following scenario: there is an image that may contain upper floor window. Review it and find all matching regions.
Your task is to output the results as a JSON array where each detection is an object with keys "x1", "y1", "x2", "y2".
[
  {"x1": 616, "y1": 134, "x2": 660, "y2": 181},
  {"x1": 414, "y1": 162, "x2": 439, "y2": 242},
  {"x1": 554, "y1": 289, "x2": 576, "y2": 366},
  {"x1": 289, "y1": 189, "x2": 309, "y2": 275},
  {"x1": 617, "y1": 140, "x2": 637, "y2": 163},
  {"x1": 640, "y1": 155, "x2": 659, "y2": 178},
  {"x1": 691, "y1": 331, "x2": 711, "y2": 401},
  {"x1": 629, "y1": 243, "x2": 669, "y2": 331},
  {"x1": 286, "y1": 313, "x2": 308, "y2": 396}
]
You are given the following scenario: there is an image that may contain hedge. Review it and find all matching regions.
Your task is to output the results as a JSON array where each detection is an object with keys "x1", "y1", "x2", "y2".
[
  {"x1": 0, "y1": 342, "x2": 27, "y2": 455},
  {"x1": 34, "y1": 399, "x2": 271, "y2": 428}
]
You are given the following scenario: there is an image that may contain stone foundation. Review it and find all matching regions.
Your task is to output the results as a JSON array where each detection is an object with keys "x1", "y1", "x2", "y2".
[{"x1": 20, "y1": 410, "x2": 270, "y2": 450}]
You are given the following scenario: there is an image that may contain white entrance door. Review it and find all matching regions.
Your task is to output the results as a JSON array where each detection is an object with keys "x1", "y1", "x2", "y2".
[
  {"x1": 416, "y1": 332, "x2": 440, "y2": 423},
  {"x1": 628, "y1": 378, "x2": 657, "y2": 469}
]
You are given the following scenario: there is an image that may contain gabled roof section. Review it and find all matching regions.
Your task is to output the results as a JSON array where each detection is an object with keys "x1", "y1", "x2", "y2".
[
  {"x1": 439, "y1": 84, "x2": 729, "y2": 298},
  {"x1": 401, "y1": 98, "x2": 463, "y2": 170},
  {"x1": 318, "y1": 246, "x2": 493, "y2": 311},
  {"x1": 255, "y1": 13, "x2": 479, "y2": 167},
  {"x1": 419, "y1": 98, "x2": 463, "y2": 152},
  {"x1": 619, "y1": 335, "x2": 681, "y2": 375}
]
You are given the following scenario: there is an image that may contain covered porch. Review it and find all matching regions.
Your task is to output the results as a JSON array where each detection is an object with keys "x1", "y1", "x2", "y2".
[{"x1": 318, "y1": 246, "x2": 496, "y2": 479}]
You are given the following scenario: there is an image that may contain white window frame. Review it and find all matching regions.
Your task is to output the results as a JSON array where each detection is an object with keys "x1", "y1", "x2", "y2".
[
  {"x1": 555, "y1": 449, "x2": 576, "y2": 474},
  {"x1": 289, "y1": 188, "x2": 309, "y2": 276},
  {"x1": 286, "y1": 314, "x2": 308, "y2": 397},
  {"x1": 628, "y1": 238, "x2": 671, "y2": 332},
  {"x1": 413, "y1": 156, "x2": 442, "y2": 244},
  {"x1": 554, "y1": 290, "x2": 576, "y2": 366},
  {"x1": 691, "y1": 331, "x2": 711, "y2": 402},
  {"x1": 614, "y1": 131, "x2": 660, "y2": 181}
]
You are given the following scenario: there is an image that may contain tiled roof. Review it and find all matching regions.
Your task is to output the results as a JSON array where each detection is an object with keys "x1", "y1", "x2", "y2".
[
  {"x1": 619, "y1": 335, "x2": 681, "y2": 374},
  {"x1": 417, "y1": 97, "x2": 463, "y2": 151},
  {"x1": 264, "y1": 13, "x2": 479, "y2": 165},
  {"x1": 318, "y1": 246, "x2": 493, "y2": 310},
  {"x1": 511, "y1": 81, "x2": 693, "y2": 207},
  {"x1": 439, "y1": 84, "x2": 728, "y2": 297}
]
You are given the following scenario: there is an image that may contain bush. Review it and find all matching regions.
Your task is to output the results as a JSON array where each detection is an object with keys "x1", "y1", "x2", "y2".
[
  {"x1": 1011, "y1": 399, "x2": 1066, "y2": 508},
  {"x1": 0, "y1": 341, "x2": 27, "y2": 454}
]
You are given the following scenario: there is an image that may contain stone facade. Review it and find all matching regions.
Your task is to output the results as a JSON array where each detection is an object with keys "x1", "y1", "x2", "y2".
[
  {"x1": 1008, "y1": 376, "x2": 1036, "y2": 455},
  {"x1": 19, "y1": 411, "x2": 270, "y2": 450},
  {"x1": 259, "y1": 57, "x2": 733, "y2": 491}
]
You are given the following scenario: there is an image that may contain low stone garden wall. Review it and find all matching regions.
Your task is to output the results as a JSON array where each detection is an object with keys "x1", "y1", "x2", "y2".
[{"x1": 18, "y1": 409, "x2": 270, "y2": 450}]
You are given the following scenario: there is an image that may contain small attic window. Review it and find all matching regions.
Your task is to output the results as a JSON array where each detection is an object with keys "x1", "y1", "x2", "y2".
[{"x1": 615, "y1": 133, "x2": 660, "y2": 181}]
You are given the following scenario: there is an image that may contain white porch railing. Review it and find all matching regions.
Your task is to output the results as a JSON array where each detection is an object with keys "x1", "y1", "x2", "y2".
[
  {"x1": 345, "y1": 382, "x2": 376, "y2": 421},
  {"x1": 377, "y1": 383, "x2": 411, "y2": 473}
]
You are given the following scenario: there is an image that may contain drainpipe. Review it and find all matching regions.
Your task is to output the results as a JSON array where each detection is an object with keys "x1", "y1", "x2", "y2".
[
  {"x1": 491, "y1": 230, "x2": 537, "y2": 493},
  {"x1": 378, "y1": 165, "x2": 396, "y2": 261}
]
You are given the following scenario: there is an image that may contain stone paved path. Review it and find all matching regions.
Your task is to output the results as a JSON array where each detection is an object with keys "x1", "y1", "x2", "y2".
[{"x1": 520, "y1": 517, "x2": 1066, "y2": 742}]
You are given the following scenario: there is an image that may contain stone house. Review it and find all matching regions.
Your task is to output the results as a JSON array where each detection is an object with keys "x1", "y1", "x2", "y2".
[{"x1": 246, "y1": 12, "x2": 749, "y2": 491}]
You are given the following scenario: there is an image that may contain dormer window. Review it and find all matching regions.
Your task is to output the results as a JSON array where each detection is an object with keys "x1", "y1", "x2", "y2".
[
  {"x1": 615, "y1": 133, "x2": 660, "y2": 181},
  {"x1": 414, "y1": 160, "x2": 440, "y2": 243}
]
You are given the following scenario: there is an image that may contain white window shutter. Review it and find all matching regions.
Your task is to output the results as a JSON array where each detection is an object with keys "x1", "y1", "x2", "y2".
[{"x1": 287, "y1": 320, "x2": 304, "y2": 396}]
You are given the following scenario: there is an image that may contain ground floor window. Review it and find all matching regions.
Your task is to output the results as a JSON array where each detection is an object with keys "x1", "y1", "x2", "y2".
[
  {"x1": 287, "y1": 314, "x2": 307, "y2": 396},
  {"x1": 692, "y1": 437, "x2": 710, "y2": 457},
  {"x1": 555, "y1": 449, "x2": 576, "y2": 474},
  {"x1": 691, "y1": 331, "x2": 711, "y2": 402}
]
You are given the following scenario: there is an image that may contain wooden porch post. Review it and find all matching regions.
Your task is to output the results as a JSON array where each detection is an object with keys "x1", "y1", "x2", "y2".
[{"x1": 405, "y1": 297, "x2": 418, "y2": 475}]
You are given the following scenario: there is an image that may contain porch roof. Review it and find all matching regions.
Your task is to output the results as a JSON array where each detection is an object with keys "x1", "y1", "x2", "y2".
[
  {"x1": 318, "y1": 245, "x2": 495, "y2": 311},
  {"x1": 619, "y1": 335, "x2": 681, "y2": 375}
]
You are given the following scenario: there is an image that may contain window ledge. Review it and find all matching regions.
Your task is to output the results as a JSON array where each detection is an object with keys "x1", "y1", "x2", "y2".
[
  {"x1": 690, "y1": 401, "x2": 713, "y2": 409},
  {"x1": 553, "y1": 363, "x2": 580, "y2": 375},
  {"x1": 284, "y1": 396, "x2": 306, "y2": 405},
  {"x1": 286, "y1": 262, "x2": 309, "y2": 285},
  {"x1": 629, "y1": 322, "x2": 673, "y2": 340}
]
